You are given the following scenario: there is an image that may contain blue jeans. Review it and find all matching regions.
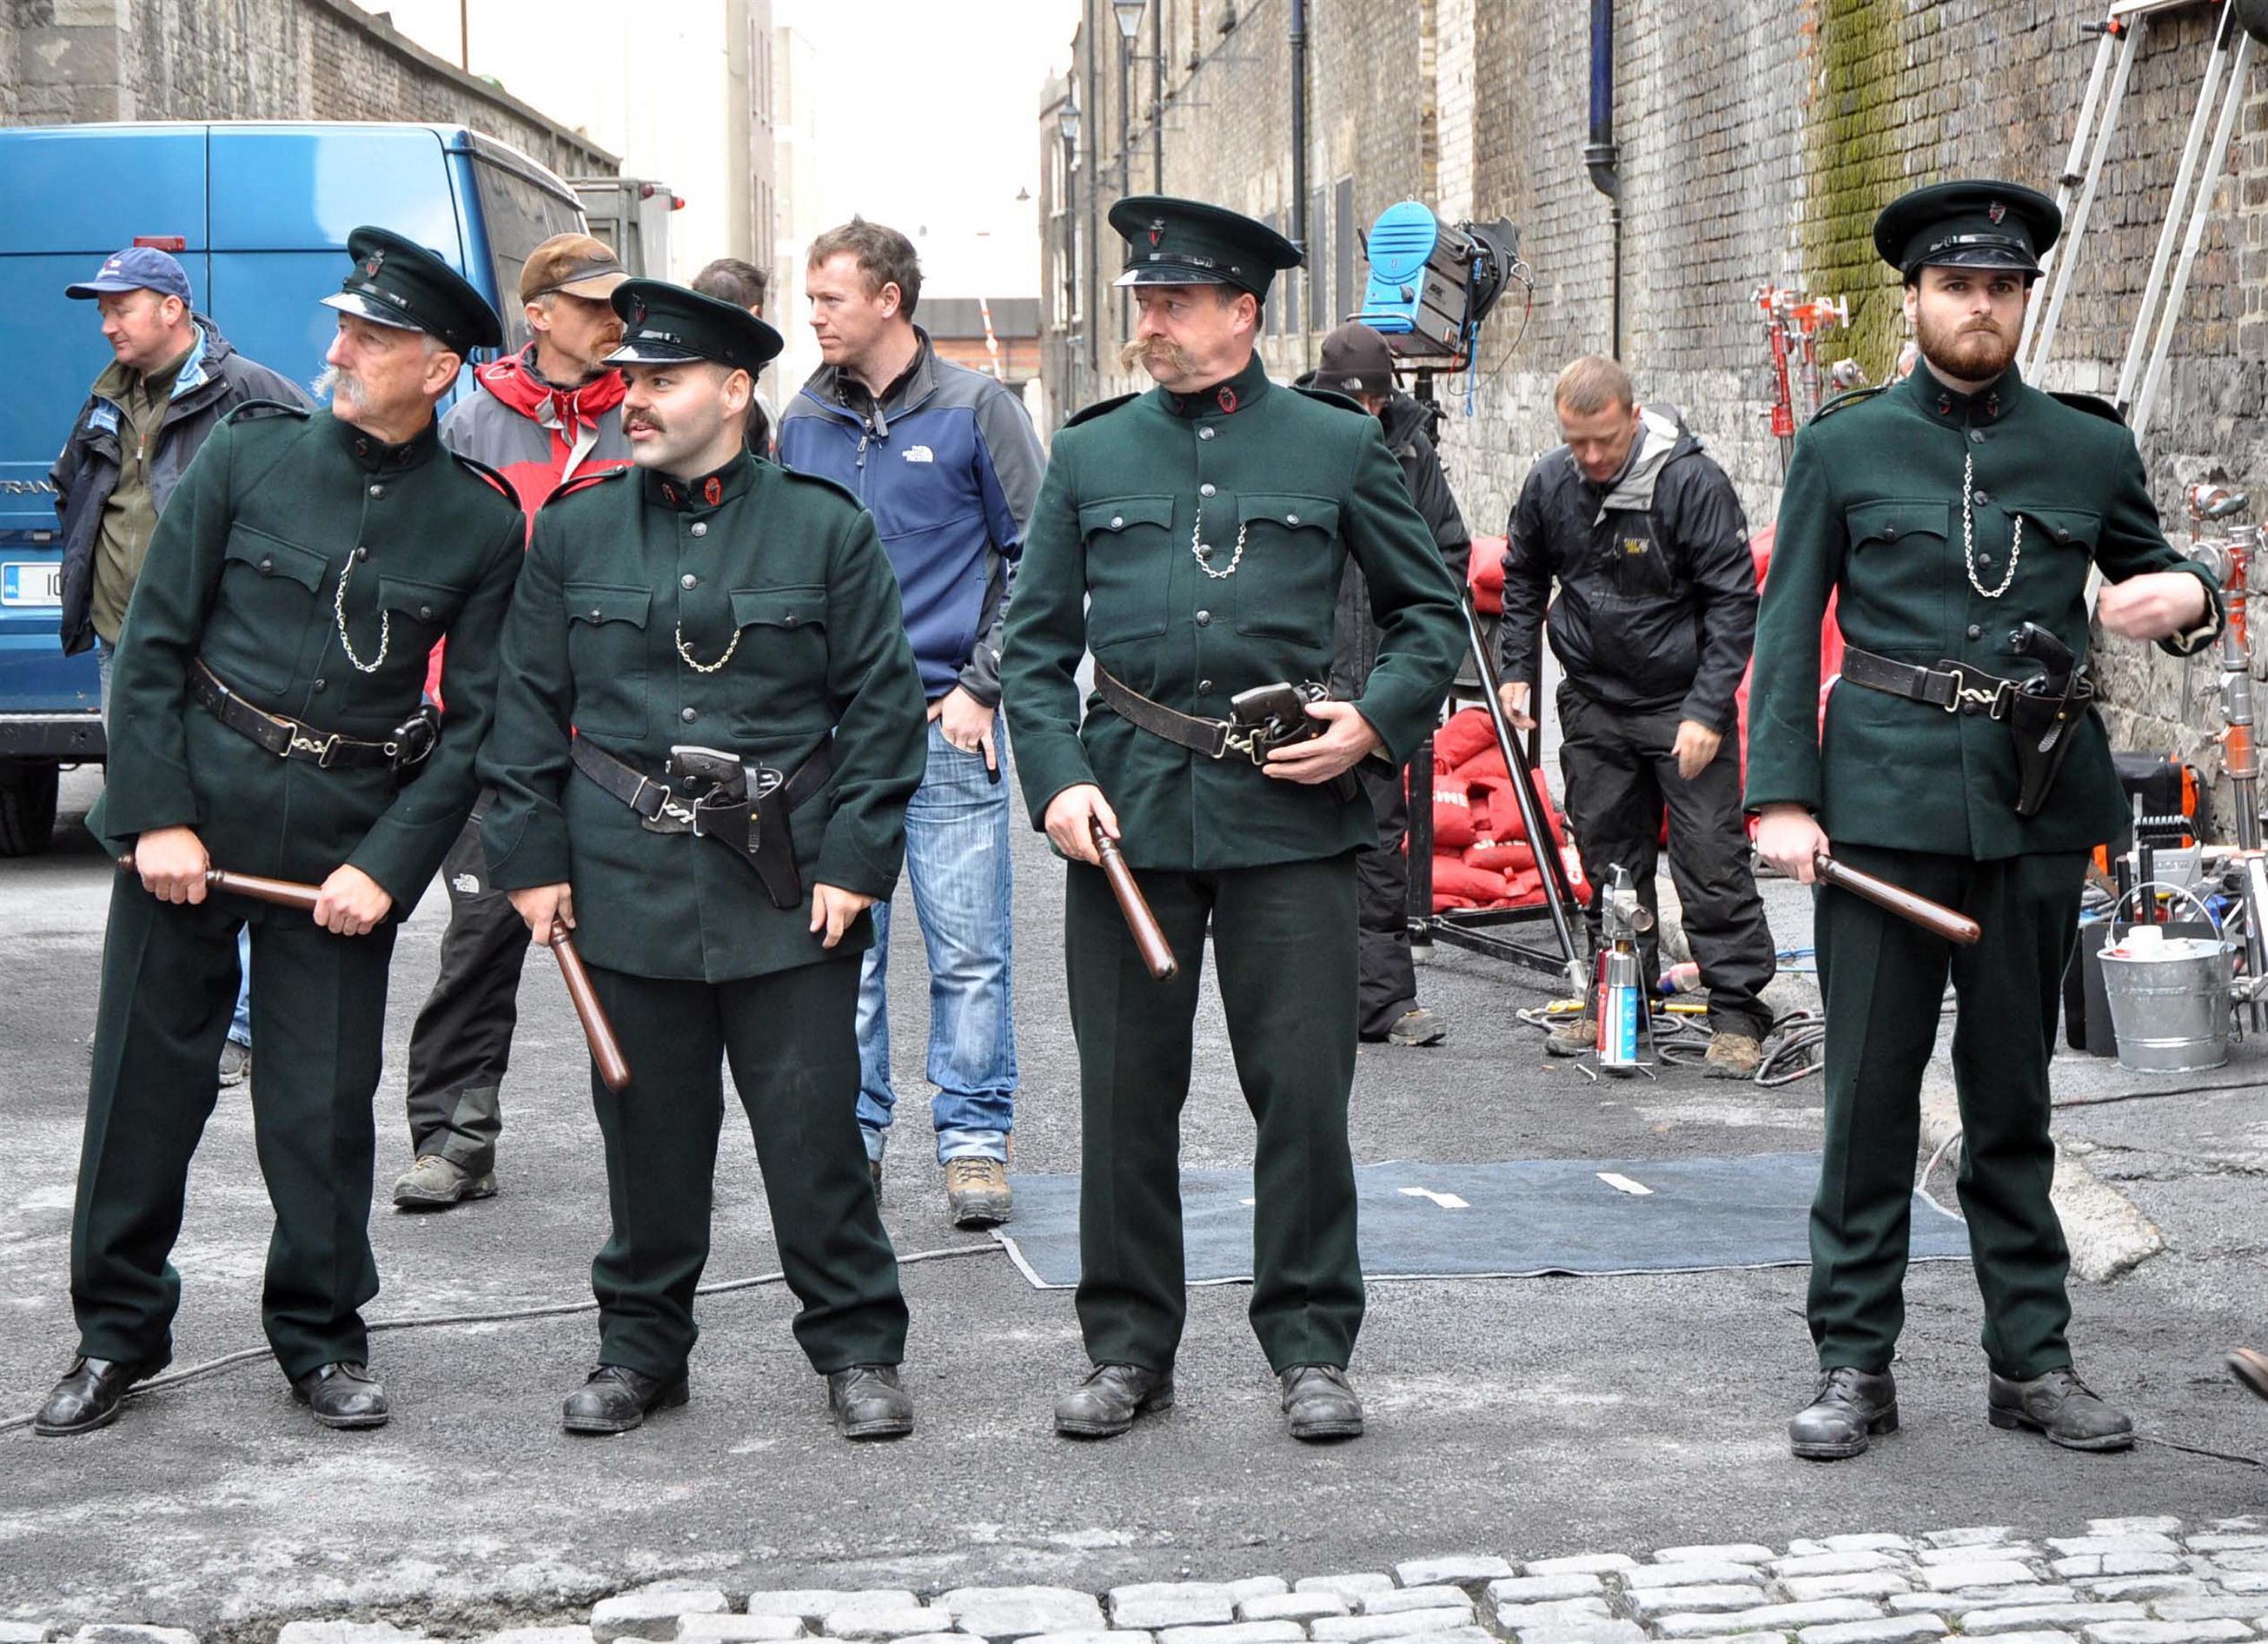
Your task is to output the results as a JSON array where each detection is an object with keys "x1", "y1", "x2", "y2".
[
  {"x1": 856, "y1": 717, "x2": 1017, "y2": 1164},
  {"x1": 99, "y1": 636, "x2": 251, "y2": 1049}
]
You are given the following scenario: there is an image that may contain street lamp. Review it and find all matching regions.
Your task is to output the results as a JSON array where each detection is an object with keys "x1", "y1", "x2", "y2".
[
  {"x1": 1111, "y1": 0, "x2": 1162, "y2": 191},
  {"x1": 1058, "y1": 81, "x2": 1084, "y2": 405}
]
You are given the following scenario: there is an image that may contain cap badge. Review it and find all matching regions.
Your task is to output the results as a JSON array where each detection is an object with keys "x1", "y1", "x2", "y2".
[
  {"x1": 629, "y1": 298, "x2": 648, "y2": 328},
  {"x1": 1988, "y1": 200, "x2": 2006, "y2": 224},
  {"x1": 362, "y1": 251, "x2": 385, "y2": 279},
  {"x1": 1149, "y1": 219, "x2": 1164, "y2": 248}
]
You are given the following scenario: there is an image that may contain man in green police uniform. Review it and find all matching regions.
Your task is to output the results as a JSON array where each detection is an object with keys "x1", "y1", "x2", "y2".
[
  {"x1": 35, "y1": 227, "x2": 525, "y2": 1436},
  {"x1": 1001, "y1": 196, "x2": 1463, "y2": 1442},
  {"x1": 480, "y1": 280, "x2": 929, "y2": 1439},
  {"x1": 1747, "y1": 180, "x2": 2222, "y2": 1462}
]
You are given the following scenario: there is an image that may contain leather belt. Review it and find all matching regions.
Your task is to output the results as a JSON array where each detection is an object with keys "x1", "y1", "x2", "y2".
[
  {"x1": 570, "y1": 736, "x2": 832, "y2": 827},
  {"x1": 1095, "y1": 667, "x2": 1249, "y2": 760},
  {"x1": 191, "y1": 660, "x2": 434, "y2": 772},
  {"x1": 1840, "y1": 646, "x2": 2093, "y2": 722}
]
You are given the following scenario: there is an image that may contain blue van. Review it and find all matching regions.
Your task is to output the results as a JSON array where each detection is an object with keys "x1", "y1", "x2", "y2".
[{"x1": 0, "y1": 121, "x2": 586, "y2": 853}]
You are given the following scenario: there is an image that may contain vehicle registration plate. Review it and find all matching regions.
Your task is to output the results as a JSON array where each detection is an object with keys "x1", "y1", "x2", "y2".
[{"x1": 0, "y1": 562, "x2": 63, "y2": 607}]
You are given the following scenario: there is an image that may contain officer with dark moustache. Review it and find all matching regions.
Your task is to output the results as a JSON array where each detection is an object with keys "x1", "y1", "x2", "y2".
[
  {"x1": 1001, "y1": 197, "x2": 1464, "y2": 1442},
  {"x1": 36, "y1": 228, "x2": 526, "y2": 1436},
  {"x1": 1747, "y1": 181, "x2": 2223, "y2": 1462},
  {"x1": 478, "y1": 280, "x2": 929, "y2": 1439}
]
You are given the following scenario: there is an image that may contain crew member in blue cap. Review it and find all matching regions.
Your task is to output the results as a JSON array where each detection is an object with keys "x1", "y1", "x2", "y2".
[
  {"x1": 1748, "y1": 180, "x2": 2222, "y2": 1462},
  {"x1": 33, "y1": 226, "x2": 524, "y2": 1437},
  {"x1": 480, "y1": 280, "x2": 929, "y2": 1440},
  {"x1": 1002, "y1": 199, "x2": 1463, "y2": 1442},
  {"x1": 51, "y1": 244, "x2": 309, "y2": 1094}
]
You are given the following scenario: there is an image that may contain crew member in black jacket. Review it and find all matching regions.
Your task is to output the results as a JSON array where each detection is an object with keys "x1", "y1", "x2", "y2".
[{"x1": 1496, "y1": 355, "x2": 1774, "y2": 1076}]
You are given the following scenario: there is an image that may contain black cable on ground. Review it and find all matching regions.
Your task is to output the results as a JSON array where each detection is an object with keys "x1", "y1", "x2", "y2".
[{"x1": 0, "y1": 1242, "x2": 1003, "y2": 1436}]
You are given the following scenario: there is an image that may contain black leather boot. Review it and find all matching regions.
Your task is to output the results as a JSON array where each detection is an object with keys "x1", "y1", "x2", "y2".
[
  {"x1": 1280, "y1": 1364, "x2": 1364, "y2": 1441},
  {"x1": 1053, "y1": 1362, "x2": 1173, "y2": 1438},
  {"x1": 1987, "y1": 1367, "x2": 2134, "y2": 1451},
  {"x1": 290, "y1": 1362, "x2": 389, "y2": 1429},
  {"x1": 826, "y1": 1365, "x2": 915, "y2": 1440},
  {"x1": 1788, "y1": 1366, "x2": 1898, "y2": 1460},
  {"x1": 561, "y1": 1363, "x2": 688, "y2": 1435},
  {"x1": 32, "y1": 1355, "x2": 166, "y2": 1437}
]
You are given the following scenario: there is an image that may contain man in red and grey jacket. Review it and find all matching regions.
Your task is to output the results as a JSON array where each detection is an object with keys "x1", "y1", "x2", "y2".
[{"x1": 390, "y1": 233, "x2": 633, "y2": 1210}]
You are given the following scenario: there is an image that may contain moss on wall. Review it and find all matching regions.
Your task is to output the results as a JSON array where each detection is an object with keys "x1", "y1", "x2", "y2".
[{"x1": 1803, "y1": 0, "x2": 1912, "y2": 377}]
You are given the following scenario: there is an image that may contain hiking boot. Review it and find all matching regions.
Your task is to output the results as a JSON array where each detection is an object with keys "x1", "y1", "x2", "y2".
[
  {"x1": 1054, "y1": 1362, "x2": 1173, "y2": 1438},
  {"x1": 1987, "y1": 1367, "x2": 2134, "y2": 1451},
  {"x1": 826, "y1": 1364, "x2": 915, "y2": 1440},
  {"x1": 1789, "y1": 1366, "x2": 1898, "y2": 1460},
  {"x1": 217, "y1": 1039, "x2": 252, "y2": 1089},
  {"x1": 1383, "y1": 1007, "x2": 1449, "y2": 1047},
  {"x1": 1280, "y1": 1364, "x2": 1364, "y2": 1441},
  {"x1": 945, "y1": 1157, "x2": 1012, "y2": 1228},
  {"x1": 1544, "y1": 1012, "x2": 1595, "y2": 1057},
  {"x1": 391, "y1": 1153, "x2": 497, "y2": 1210},
  {"x1": 1703, "y1": 1031, "x2": 1764, "y2": 1081}
]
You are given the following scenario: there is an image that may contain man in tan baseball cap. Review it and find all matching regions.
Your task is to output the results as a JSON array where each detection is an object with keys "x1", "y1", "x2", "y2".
[{"x1": 390, "y1": 229, "x2": 637, "y2": 1215}]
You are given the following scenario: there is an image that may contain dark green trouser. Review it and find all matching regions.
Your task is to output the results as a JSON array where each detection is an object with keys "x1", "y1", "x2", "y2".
[
  {"x1": 582, "y1": 958, "x2": 908, "y2": 1382},
  {"x1": 1812, "y1": 842, "x2": 2085, "y2": 1380},
  {"x1": 74, "y1": 873, "x2": 397, "y2": 1380},
  {"x1": 1064, "y1": 852, "x2": 1363, "y2": 1375}
]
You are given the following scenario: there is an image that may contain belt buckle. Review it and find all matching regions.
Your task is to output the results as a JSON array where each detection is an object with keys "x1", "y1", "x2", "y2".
[
  {"x1": 290, "y1": 728, "x2": 342, "y2": 767},
  {"x1": 1218, "y1": 724, "x2": 1267, "y2": 765},
  {"x1": 1941, "y1": 667, "x2": 2013, "y2": 720}
]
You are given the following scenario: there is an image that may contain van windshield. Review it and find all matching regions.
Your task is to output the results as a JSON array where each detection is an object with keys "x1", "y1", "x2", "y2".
[{"x1": 470, "y1": 156, "x2": 584, "y2": 351}]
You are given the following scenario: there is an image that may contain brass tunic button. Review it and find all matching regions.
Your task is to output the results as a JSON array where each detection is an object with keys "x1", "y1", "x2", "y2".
[
  {"x1": 1200, "y1": 483, "x2": 1217, "y2": 498},
  {"x1": 1973, "y1": 489, "x2": 1991, "y2": 505},
  {"x1": 1110, "y1": 514, "x2": 1124, "y2": 528},
  {"x1": 258, "y1": 556, "x2": 274, "y2": 572},
  {"x1": 1978, "y1": 554, "x2": 1995, "y2": 567},
  {"x1": 312, "y1": 678, "x2": 328, "y2": 693},
  {"x1": 1196, "y1": 544, "x2": 1213, "y2": 560},
  {"x1": 355, "y1": 545, "x2": 368, "y2": 561},
  {"x1": 1967, "y1": 625, "x2": 1983, "y2": 640},
  {"x1": 690, "y1": 520, "x2": 707, "y2": 538},
  {"x1": 368, "y1": 483, "x2": 384, "y2": 499},
  {"x1": 1198, "y1": 427, "x2": 1217, "y2": 441},
  {"x1": 417, "y1": 604, "x2": 433, "y2": 620},
  {"x1": 1969, "y1": 429, "x2": 1986, "y2": 444},
  {"x1": 1195, "y1": 609, "x2": 1212, "y2": 626},
  {"x1": 681, "y1": 573, "x2": 698, "y2": 589},
  {"x1": 2056, "y1": 527, "x2": 2072, "y2": 542},
  {"x1": 680, "y1": 706, "x2": 698, "y2": 724},
  {"x1": 1285, "y1": 512, "x2": 1300, "y2": 526},
  {"x1": 588, "y1": 606, "x2": 602, "y2": 620},
  {"x1": 1199, "y1": 678, "x2": 1215, "y2": 693}
]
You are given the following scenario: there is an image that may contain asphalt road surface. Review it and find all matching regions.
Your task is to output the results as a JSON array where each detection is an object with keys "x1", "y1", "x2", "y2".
[{"x1": 4, "y1": 766, "x2": 2266, "y2": 1629}]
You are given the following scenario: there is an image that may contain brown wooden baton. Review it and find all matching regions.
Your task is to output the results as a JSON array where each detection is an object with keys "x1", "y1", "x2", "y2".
[
  {"x1": 118, "y1": 857, "x2": 633, "y2": 1090},
  {"x1": 1091, "y1": 819, "x2": 1179, "y2": 981},
  {"x1": 1814, "y1": 852, "x2": 1981, "y2": 946}
]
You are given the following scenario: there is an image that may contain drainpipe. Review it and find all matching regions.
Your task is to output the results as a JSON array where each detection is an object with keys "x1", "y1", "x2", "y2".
[
  {"x1": 1290, "y1": 0, "x2": 1310, "y2": 349},
  {"x1": 1085, "y1": 9, "x2": 1100, "y2": 382},
  {"x1": 1582, "y1": 0, "x2": 1623, "y2": 359}
]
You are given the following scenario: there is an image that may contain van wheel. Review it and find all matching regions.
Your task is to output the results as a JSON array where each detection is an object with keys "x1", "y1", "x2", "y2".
[{"x1": 0, "y1": 759, "x2": 60, "y2": 856}]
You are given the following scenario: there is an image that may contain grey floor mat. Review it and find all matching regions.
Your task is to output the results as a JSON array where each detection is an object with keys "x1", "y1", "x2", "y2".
[{"x1": 992, "y1": 1152, "x2": 1971, "y2": 1289}]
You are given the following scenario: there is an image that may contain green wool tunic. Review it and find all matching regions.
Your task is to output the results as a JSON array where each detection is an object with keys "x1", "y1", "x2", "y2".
[
  {"x1": 1002, "y1": 353, "x2": 1464, "y2": 870},
  {"x1": 480, "y1": 451, "x2": 928, "y2": 982}
]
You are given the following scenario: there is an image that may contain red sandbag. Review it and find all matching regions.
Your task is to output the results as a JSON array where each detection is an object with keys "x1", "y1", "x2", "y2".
[
  {"x1": 1466, "y1": 839, "x2": 1537, "y2": 875},
  {"x1": 1430, "y1": 777, "x2": 1479, "y2": 849},
  {"x1": 1456, "y1": 744, "x2": 1510, "y2": 787},
  {"x1": 1433, "y1": 855, "x2": 1511, "y2": 905},
  {"x1": 1433, "y1": 706, "x2": 1497, "y2": 772},
  {"x1": 1466, "y1": 534, "x2": 1509, "y2": 614}
]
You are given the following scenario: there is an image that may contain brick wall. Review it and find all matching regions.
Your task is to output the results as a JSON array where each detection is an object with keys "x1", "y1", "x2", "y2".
[
  {"x1": 6, "y1": 0, "x2": 614, "y2": 180},
  {"x1": 1043, "y1": 0, "x2": 2268, "y2": 782}
]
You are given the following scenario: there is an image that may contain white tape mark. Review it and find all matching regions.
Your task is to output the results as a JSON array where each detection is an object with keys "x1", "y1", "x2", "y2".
[
  {"x1": 1396, "y1": 1186, "x2": 1471, "y2": 1210},
  {"x1": 1597, "y1": 1172, "x2": 1654, "y2": 1197},
  {"x1": 1241, "y1": 1197, "x2": 1257, "y2": 1207}
]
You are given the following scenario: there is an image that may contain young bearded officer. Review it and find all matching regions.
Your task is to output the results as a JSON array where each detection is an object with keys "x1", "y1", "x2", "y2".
[
  {"x1": 478, "y1": 281, "x2": 930, "y2": 1440},
  {"x1": 35, "y1": 228, "x2": 524, "y2": 1436},
  {"x1": 1747, "y1": 181, "x2": 2221, "y2": 1462},
  {"x1": 1001, "y1": 197, "x2": 1463, "y2": 1443}
]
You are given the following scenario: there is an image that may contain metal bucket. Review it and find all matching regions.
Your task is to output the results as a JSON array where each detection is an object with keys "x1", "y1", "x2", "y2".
[{"x1": 2099, "y1": 883, "x2": 2233, "y2": 1074}]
